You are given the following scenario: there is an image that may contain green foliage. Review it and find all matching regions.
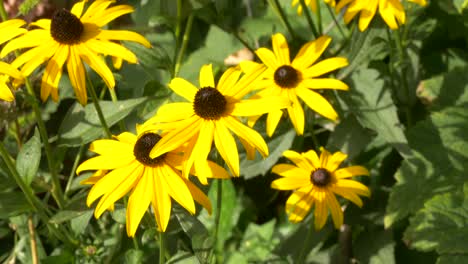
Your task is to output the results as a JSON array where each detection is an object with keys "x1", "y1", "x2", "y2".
[{"x1": 15, "y1": 129, "x2": 40, "y2": 186}]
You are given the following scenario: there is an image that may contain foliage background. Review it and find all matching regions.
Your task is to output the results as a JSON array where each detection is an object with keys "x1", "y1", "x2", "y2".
[{"x1": 1, "y1": 0, "x2": 468, "y2": 263}]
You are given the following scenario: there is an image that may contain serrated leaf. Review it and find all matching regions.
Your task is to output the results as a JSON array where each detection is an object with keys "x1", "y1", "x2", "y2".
[
  {"x1": 16, "y1": 128, "x2": 41, "y2": 186},
  {"x1": 71, "y1": 210, "x2": 94, "y2": 235},
  {"x1": 49, "y1": 210, "x2": 92, "y2": 224},
  {"x1": 58, "y1": 98, "x2": 148, "y2": 147},
  {"x1": 405, "y1": 183, "x2": 468, "y2": 262},
  {"x1": 341, "y1": 68, "x2": 411, "y2": 157},
  {"x1": 385, "y1": 107, "x2": 468, "y2": 227}
]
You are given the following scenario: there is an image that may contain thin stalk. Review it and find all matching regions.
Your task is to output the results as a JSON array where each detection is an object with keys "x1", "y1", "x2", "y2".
[
  {"x1": 210, "y1": 179, "x2": 223, "y2": 264},
  {"x1": 0, "y1": 0, "x2": 7, "y2": 20},
  {"x1": 296, "y1": 224, "x2": 314, "y2": 264},
  {"x1": 28, "y1": 216, "x2": 39, "y2": 264},
  {"x1": 87, "y1": 75, "x2": 112, "y2": 138},
  {"x1": 326, "y1": 5, "x2": 346, "y2": 39},
  {"x1": 269, "y1": 0, "x2": 296, "y2": 39},
  {"x1": 159, "y1": 231, "x2": 165, "y2": 264},
  {"x1": 233, "y1": 31, "x2": 256, "y2": 54},
  {"x1": 393, "y1": 29, "x2": 413, "y2": 127},
  {"x1": 174, "y1": 14, "x2": 194, "y2": 78},
  {"x1": 64, "y1": 145, "x2": 84, "y2": 197},
  {"x1": 299, "y1": 0, "x2": 319, "y2": 38},
  {"x1": 175, "y1": 0, "x2": 183, "y2": 48},
  {"x1": 25, "y1": 77, "x2": 65, "y2": 209},
  {"x1": 108, "y1": 88, "x2": 126, "y2": 131},
  {"x1": 315, "y1": 0, "x2": 323, "y2": 35}
]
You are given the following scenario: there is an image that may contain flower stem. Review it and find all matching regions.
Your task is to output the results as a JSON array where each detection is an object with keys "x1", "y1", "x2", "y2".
[
  {"x1": 393, "y1": 29, "x2": 413, "y2": 127},
  {"x1": 326, "y1": 5, "x2": 346, "y2": 39},
  {"x1": 315, "y1": 0, "x2": 323, "y2": 35},
  {"x1": 269, "y1": 0, "x2": 296, "y2": 39},
  {"x1": 159, "y1": 231, "x2": 165, "y2": 264},
  {"x1": 296, "y1": 224, "x2": 314, "y2": 264},
  {"x1": 174, "y1": 14, "x2": 194, "y2": 78},
  {"x1": 64, "y1": 144, "x2": 84, "y2": 197},
  {"x1": 0, "y1": 0, "x2": 7, "y2": 20},
  {"x1": 25, "y1": 79, "x2": 65, "y2": 209},
  {"x1": 86, "y1": 75, "x2": 112, "y2": 139},
  {"x1": 299, "y1": 0, "x2": 319, "y2": 39},
  {"x1": 108, "y1": 88, "x2": 126, "y2": 131},
  {"x1": 28, "y1": 216, "x2": 39, "y2": 264}
]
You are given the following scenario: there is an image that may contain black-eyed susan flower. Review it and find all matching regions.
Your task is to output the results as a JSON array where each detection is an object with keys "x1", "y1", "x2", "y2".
[
  {"x1": 76, "y1": 128, "x2": 229, "y2": 236},
  {"x1": 292, "y1": 0, "x2": 335, "y2": 15},
  {"x1": 1, "y1": 0, "x2": 151, "y2": 105},
  {"x1": 242, "y1": 33, "x2": 348, "y2": 136},
  {"x1": 142, "y1": 64, "x2": 289, "y2": 184},
  {"x1": 336, "y1": 0, "x2": 427, "y2": 31},
  {"x1": 271, "y1": 148, "x2": 370, "y2": 229},
  {"x1": 0, "y1": 19, "x2": 27, "y2": 101}
]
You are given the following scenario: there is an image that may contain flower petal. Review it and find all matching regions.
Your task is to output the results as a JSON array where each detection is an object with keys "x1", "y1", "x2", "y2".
[
  {"x1": 255, "y1": 48, "x2": 279, "y2": 70},
  {"x1": 286, "y1": 186, "x2": 314, "y2": 223},
  {"x1": 230, "y1": 96, "x2": 289, "y2": 117},
  {"x1": 287, "y1": 91, "x2": 305, "y2": 135},
  {"x1": 326, "y1": 151, "x2": 348, "y2": 172},
  {"x1": 332, "y1": 187, "x2": 364, "y2": 207},
  {"x1": 41, "y1": 45, "x2": 68, "y2": 102},
  {"x1": 76, "y1": 153, "x2": 135, "y2": 174},
  {"x1": 217, "y1": 66, "x2": 242, "y2": 94},
  {"x1": 334, "y1": 166, "x2": 369, "y2": 179},
  {"x1": 126, "y1": 167, "x2": 152, "y2": 237},
  {"x1": 271, "y1": 164, "x2": 310, "y2": 179},
  {"x1": 266, "y1": 109, "x2": 283, "y2": 137},
  {"x1": 303, "y1": 57, "x2": 349, "y2": 78},
  {"x1": 97, "y1": 29, "x2": 151, "y2": 48},
  {"x1": 168, "y1": 77, "x2": 198, "y2": 102},
  {"x1": 223, "y1": 116, "x2": 268, "y2": 157},
  {"x1": 152, "y1": 165, "x2": 172, "y2": 232},
  {"x1": 314, "y1": 190, "x2": 328, "y2": 229},
  {"x1": 161, "y1": 164, "x2": 196, "y2": 214},
  {"x1": 85, "y1": 38, "x2": 137, "y2": 63},
  {"x1": 89, "y1": 139, "x2": 133, "y2": 156},
  {"x1": 214, "y1": 121, "x2": 239, "y2": 176},
  {"x1": 325, "y1": 190, "x2": 343, "y2": 228},
  {"x1": 153, "y1": 102, "x2": 194, "y2": 122},
  {"x1": 335, "y1": 179, "x2": 371, "y2": 197},
  {"x1": 303, "y1": 150, "x2": 320, "y2": 169},
  {"x1": 184, "y1": 177, "x2": 212, "y2": 214},
  {"x1": 296, "y1": 86, "x2": 338, "y2": 121},
  {"x1": 301, "y1": 78, "x2": 349, "y2": 90},
  {"x1": 67, "y1": 47, "x2": 88, "y2": 105},
  {"x1": 199, "y1": 64, "x2": 215, "y2": 88},
  {"x1": 271, "y1": 177, "x2": 310, "y2": 190},
  {"x1": 185, "y1": 121, "x2": 214, "y2": 182},
  {"x1": 77, "y1": 44, "x2": 115, "y2": 89},
  {"x1": 282, "y1": 150, "x2": 314, "y2": 171},
  {"x1": 292, "y1": 36, "x2": 331, "y2": 69},
  {"x1": 272, "y1": 33, "x2": 290, "y2": 65}
]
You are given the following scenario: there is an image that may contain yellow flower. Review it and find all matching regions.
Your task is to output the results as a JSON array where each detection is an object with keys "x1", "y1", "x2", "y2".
[
  {"x1": 76, "y1": 128, "x2": 229, "y2": 236},
  {"x1": 0, "y1": 19, "x2": 27, "y2": 101},
  {"x1": 142, "y1": 64, "x2": 289, "y2": 184},
  {"x1": 1, "y1": 0, "x2": 151, "y2": 105},
  {"x1": 292, "y1": 0, "x2": 336, "y2": 15},
  {"x1": 271, "y1": 148, "x2": 370, "y2": 229},
  {"x1": 336, "y1": 0, "x2": 427, "y2": 31},
  {"x1": 242, "y1": 33, "x2": 348, "y2": 136}
]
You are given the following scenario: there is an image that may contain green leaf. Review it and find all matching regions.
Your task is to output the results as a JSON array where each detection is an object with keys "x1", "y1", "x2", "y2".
[
  {"x1": 405, "y1": 183, "x2": 468, "y2": 262},
  {"x1": 385, "y1": 107, "x2": 468, "y2": 227},
  {"x1": 240, "y1": 130, "x2": 295, "y2": 179},
  {"x1": 18, "y1": 0, "x2": 40, "y2": 15},
  {"x1": 341, "y1": 68, "x2": 411, "y2": 157},
  {"x1": 124, "y1": 249, "x2": 145, "y2": 264},
  {"x1": 71, "y1": 210, "x2": 94, "y2": 235},
  {"x1": 167, "y1": 251, "x2": 199, "y2": 264},
  {"x1": 354, "y1": 230, "x2": 395, "y2": 264},
  {"x1": 238, "y1": 219, "x2": 279, "y2": 261},
  {"x1": 0, "y1": 192, "x2": 31, "y2": 218},
  {"x1": 49, "y1": 210, "x2": 93, "y2": 224},
  {"x1": 58, "y1": 98, "x2": 148, "y2": 147},
  {"x1": 16, "y1": 128, "x2": 41, "y2": 186}
]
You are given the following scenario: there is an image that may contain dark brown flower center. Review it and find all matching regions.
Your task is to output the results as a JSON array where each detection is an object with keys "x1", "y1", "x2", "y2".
[
  {"x1": 133, "y1": 133, "x2": 166, "y2": 167},
  {"x1": 311, "y1": 168, "x2": 331, "y2": 187},
  {"x1": 274, "y1": 65, "x2": 301, "y2": 88},
  {"x1": 50, "y1": 9, "x2": 84, "y2": 44},
  {"x1": 193, "y1": 87, "x2": 227, "y2": 120}
]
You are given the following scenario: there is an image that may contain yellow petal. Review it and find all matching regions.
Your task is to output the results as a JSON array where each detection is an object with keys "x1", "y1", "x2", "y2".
[
  {"x1": 0, "y1": 30, "x2": 48, "y2": 58},
  {"x1": 126, "y1": 167, "x2": 152, "y2": 237},
  {"x1": 286, "y1": 92, "x2": 305, "y2": 135},
  {"x1": 286, "y1": 186, "x2": 314, "y2": 223},
  {"x1": 292, "y1": 36, "x2": 331, "y2": 69},
  {"x1": 332, "y1": 187, "x2": 363, "y2": 207},
  {"x1": 71, "y1": 0, "x2": 87, "y2": 17},
  {"x1": 358, "y1": 2, "x2": 378, "y2": 31},
  {"x1": 255, "y1": 48, "x2": 279, "y2": 70},
  {"x1": 0, "y1": 80, "x2": 14, "y2": 101},
  {"x1": 319, "y1": 147, "x2": 332, "y2": 168},
  {"x1": 29, "y1": 19, "x2": 50, "y2": 30},
  {"x1": 272, "y1": 33, "x2": 290, "y2": 65},
  {"x1": 271, "y1": 177, "x2": 310, "y2": 190},
  {"x1": 303, "y1": 57, "x2": 349, "y2": 78},
  {"x1": 230, "y1": 96, "x2": 289, "y2": 117},
  {"x1": 152, "y1": 165, "x2": 172, "y2": 232},
  {"x1": 41, "y1": 45, "x2": 68, "y2": 102},
  {"x1": 85, "y1": 38, "x2": 137, "y2": 63},
  {"x1": 325, "y1": 190, "x2": 343, "y2": 229},
  {"x1": 214, "y1": 121, "x2": 239, "y2": 177},
  {"x1": 184, "y1": 121, "x2": 214, "y2": 180},
  {"x1": 335, "y1": 179, "x2": 371, "y2": 197},
  {"x1": 115, "y1": 131, "x2": 137, "y2": 145},
  {"x1": 314, "y1": 190, "x2": 328, "y2": 229},
  {"x1": 66, "y1": 47, "x2": 87, "y2": 105},
  {"x1": 272, "y1": 164, "x2": 310, "y2": 179},
  {"x1": 266, "y1": 109, "x2": 283, "y2": 137},
  {"x1": 334, "y1": 166, "x2": 369, "y2": 179},
  {"x1": 97, "y1": 29, "x2": 151, "y2": 48},
  {"x1": 89, "y1": 139, "x2": 133, "y2": 156},
  {"x1": 325, "y1": 151, "x2": 348, "y2": 172},
  {"x1": 81, "y1": 0, "x2": 113, "y2": 21},
  {"x1": 153, "y1": 102, "x2": 194, "y2": 122},
  {"x1": 76, "y1": 44, "x2": 115, "y2": 89},
  {"x1": 228, "y1": 63, "x2": 266, "y2": 99},
  {"x1": 296, "y1": 87, "x2": 338, "y2": 121},
  {"x1": 282, "y1": 150, "x2": 314, "y2": 171},
  {"x1": 0, "y1": 61, "x2": 23, "y2": 80},
  {"x1": 223, "y1": 116, "x2": 268, "y2": 157},
  {"x1": 303, "y1": 150, "x2": 320, "y2": 169},
  {"x1": 217, "y1": 67, "x2": 242, "y2": 94},
  {"x1": 168, "y1": 77, "x2": 198, "y2": 102},
  {"x1": 184, "y1": 177, "x2": 212, "y2": 214},
  {"x1": 199, "y1": 64, "x2": 215, "y2": 88},
  {"x1": 92, "y1": 5, "x2": 135, "y2": 27},
  {"x1": 161, "y1": 164, "x2": 195, "y2": 214},
  {"x1": 76, "y1": 153, "x2": 135, "y2": 174},
  {"x1": 301, "y1": 78, "x2": 349, "y2": 90},
  {"x1": 0, "y1": 26, "x2": 27, "y2": 46}
]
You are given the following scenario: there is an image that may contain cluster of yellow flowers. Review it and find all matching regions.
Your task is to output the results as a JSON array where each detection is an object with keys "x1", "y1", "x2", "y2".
[{"x1": 0, "y1": 0, "x2": 429, "y2": 237}]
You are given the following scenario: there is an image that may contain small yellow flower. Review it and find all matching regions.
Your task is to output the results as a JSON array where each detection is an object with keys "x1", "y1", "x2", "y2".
[
  {"x1": 336, "y1": 0, "x2": 427, "y2": 31},
  {"x1": 291, "y1": 0, "x2": 336, "y2": 15},
  {"x1": 242, "y1": 33, "x2": 348, "y2": 136},
  {"x1": 271, "y1": 148, "x2": 370, "y2": 229},
  {"x1": 77, "y1": 128, "x2": 229, "y2": 236},
  {"x1": 0, "y1": 19, "x2": 27, "y2": 101},
  {"x1": 142, "y1": 64, "x2": 290, "y2": 183},
  {"x1": 1, "y1": 0, "x2": 151, "y2": 105}
]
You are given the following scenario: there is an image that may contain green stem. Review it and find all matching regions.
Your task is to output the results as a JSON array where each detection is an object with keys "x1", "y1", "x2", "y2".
[
  {"x1": 299, "y1": 0, "x2": 319, "y2": 39},
  {"x1": 159, "y1": 231, "x2": 165, "y2": 264},
  {"x1": 315, "y1": 0, "x2": 323, "y2": 35},
  {"x1": 269, "y1": 0, "x2": 296, "y2": 39},
  {"x1": 64, "y1": 145, "x2": 84, "y2": 197},
  {"x1": 174, "y1": 14, "x2": 194, "y2": 78},
  {"x1": 393, "y1": 29, "x2": 413, "y2": 127},
  {"x1": 309, "y1": 112, "x2": 320, "y2": 150},
  {"x1": 0, "y1": 142, "x2": 73, "y2": 245},
  {"x1": 210, "y1": 179, "x2": 223, "y2": 264},
  {"x1": 87, "y1": 75, "x2": 112, "y2": 139},
  {"x1": 0, "y1": 0, "x2": 8, "y2": 20},
  {"x1": 25, "y1": 78, "x2": 65, "y2": 209},
  {"x1": 108, "y1": 88, "x2": 126, "y2": 131},
  {"x1": 233, "y1": 31, "x2": 256, "y2": 54},
  {"x1": 326, "y1": 5, "x2": 346, "y2": 39},
  {"x1": 296, "y1": 224, "x2": 314, "y2": 264}
]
